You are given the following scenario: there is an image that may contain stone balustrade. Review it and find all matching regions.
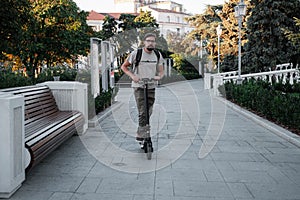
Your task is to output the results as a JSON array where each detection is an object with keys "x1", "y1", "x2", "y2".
[
  {"x1": 204, "y1": 63, "x2": 299, "y2": 96},
  {"x1": 223, "y1": 68, "x2": 300, "y2": 85}
]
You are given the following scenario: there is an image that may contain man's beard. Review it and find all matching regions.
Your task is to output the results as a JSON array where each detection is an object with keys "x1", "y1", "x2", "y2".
[{"x1": 146, "y1": 47, "x2": 155, "y2": 51}]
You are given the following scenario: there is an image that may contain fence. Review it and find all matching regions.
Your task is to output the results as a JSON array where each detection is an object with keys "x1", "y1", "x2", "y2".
[{"x1": 205, "y1": 63, "x2": 300, "y2": 95}]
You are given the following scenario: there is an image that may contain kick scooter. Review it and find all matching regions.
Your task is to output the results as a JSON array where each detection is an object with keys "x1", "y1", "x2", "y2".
[{"x1": 138, "y1": 78, "x2": 154, "y2": 160}]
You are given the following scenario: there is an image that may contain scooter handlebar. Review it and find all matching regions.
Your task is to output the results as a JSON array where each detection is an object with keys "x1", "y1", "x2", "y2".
[{"x1": 138, "y1": 78, "x2": 157, "y2": 85}]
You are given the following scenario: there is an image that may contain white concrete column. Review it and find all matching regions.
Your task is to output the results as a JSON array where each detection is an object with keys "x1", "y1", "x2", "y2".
[
  {"x1": 213, "y1": 75, "x2": 224, "y2": 96},
  {"x1": 0, "y1": 93, "x2": 25, "y2": 198},
  {"x1": 37, "y1": 81, "x2": 88, "y2": 135},
  {"x1": 204, "y1": 73, "x2": 212, "y2": 89}
]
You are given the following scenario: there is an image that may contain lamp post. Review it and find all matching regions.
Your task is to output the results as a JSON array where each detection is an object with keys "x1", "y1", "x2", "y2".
[
  {"x1": 195, "y1": 34, "x2": 203, "y2": 77},
  {"x1": 234, "y1": 0, "x2": 246, "y2": 84},
  {"x1": 216, "y1": 24, "x2": 222, "y2": 74}
]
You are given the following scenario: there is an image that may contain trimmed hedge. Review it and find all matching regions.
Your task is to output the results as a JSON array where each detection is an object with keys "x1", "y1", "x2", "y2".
[
  {"x1": 223, "y1": 79, "x2": 300, "y2": 134},
  {"x1": 0, "y1": 65, "x2": 78, "y2": 89},
  {"x1": 0, "y1": 68, "x2": 32, "y2": 89},
  {"x1": 0, "y1": 67, "x2": 116, "y2": 119},
  {"x1": 36, "y1": 65, "x2": 77, "y2": 83}
]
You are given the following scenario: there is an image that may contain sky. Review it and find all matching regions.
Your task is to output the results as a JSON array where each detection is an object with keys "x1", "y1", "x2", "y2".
[{"x1": 73, "y1": 0, "x2": 225, "y2": 15}]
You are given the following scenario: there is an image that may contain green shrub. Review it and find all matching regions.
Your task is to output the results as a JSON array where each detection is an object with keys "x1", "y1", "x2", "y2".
[
  {"x1": 224, "y1": 80, "x2": 300, "y2": 133},
  {"x1": 75, "y1": 68, "x2": 117, "y2": 119},
  {"x1": 182, "y1": 72, "x2": 201, "y2": 80},
  {"x1": 36, "y1": 65, "x2": 77, "y2": 83},
  {"x1": 0, "y1": 67, "x2": 32, "y2": 89}
]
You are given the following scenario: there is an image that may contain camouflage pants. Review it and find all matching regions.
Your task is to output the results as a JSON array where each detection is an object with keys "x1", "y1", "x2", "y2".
[{"x1": 134, "y1": 88, "x2": 155, "y2": 136}]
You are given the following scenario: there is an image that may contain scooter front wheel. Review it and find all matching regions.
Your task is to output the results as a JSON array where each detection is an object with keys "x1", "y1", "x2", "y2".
[
  {"x1": 144, "y1": 141, "x2": 153, "y2": 160},
  {"x1": 146, "y1": 144, "x2": 152, "y2": 160}
]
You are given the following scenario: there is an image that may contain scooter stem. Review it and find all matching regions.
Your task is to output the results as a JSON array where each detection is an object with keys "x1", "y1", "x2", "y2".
[{"x1": 143, "y1": 82, "x2": 150, "y2": 125}]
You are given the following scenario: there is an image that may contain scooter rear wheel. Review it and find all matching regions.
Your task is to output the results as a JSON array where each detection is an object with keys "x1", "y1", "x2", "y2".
[{"x1": 146, "y1": 142, "x2": 152, "y2": 160}]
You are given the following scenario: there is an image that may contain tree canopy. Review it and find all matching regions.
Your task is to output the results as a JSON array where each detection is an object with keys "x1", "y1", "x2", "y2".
[
  {"x1": 0, "y1": 0, "x2": 32, "y2": 59},
  {"x1": 2, "y1": 0, "x2": 299, "y2": 78},
  {"x1": 1, "y1": 0, "x2": 92, "y2": 79},
  {"x1": 244, "y1": 0, "x2": 300, "y2": 72},
  {"x1": 185, "y1": 0, "x2": 300, "y2": 73}
]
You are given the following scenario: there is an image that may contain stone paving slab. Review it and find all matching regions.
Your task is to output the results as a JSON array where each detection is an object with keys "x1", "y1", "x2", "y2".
[{"x1": 6, "y1": 79, "x2": 300, "y2": 200}]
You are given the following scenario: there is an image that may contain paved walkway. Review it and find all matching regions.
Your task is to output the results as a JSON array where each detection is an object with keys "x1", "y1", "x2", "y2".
[{"x1": 8, "y1": 79, "x2": 300, "y2": 200}]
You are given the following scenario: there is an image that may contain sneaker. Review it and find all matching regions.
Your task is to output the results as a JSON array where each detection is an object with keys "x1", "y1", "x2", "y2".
[{"x1": 135, "y1": 133, "x2": 144, "y2": 142}]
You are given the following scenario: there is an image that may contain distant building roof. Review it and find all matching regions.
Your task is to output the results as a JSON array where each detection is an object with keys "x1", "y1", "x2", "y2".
[
  {"x1": 87, "y1": 10, "x2": 138, "y2": 20},
  {"x1": 144, "y1": 7, "x2": 190, "y2": 15},
  {"x1": 87, "y1": 10, "x2": 106, "y2": 20}
]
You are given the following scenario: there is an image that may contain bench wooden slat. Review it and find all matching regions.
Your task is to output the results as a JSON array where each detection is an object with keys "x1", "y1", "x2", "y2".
[
  {"x1": 0, "y1": 85, "x2": 49, "y2": 93},
  {"x1": 24, "y1": 110, "x2": 70, "y2": 130},
  {"x1": 25, "y1": 98, "x2": 56, "y2": 108},
  {"x1": 29, "y1": 115, "x2": 84, "y2": 166},
  {"x1": 25, "y1": 96, "x2": 55, "y2": 107},
  {"x1": 25, "y1": 103, "x2": 58, "y2": 118},
  {"x1": 29, "y1": 114, "x2": 84, "y2": 150},
  {"x1": 25, "y1": 112, "x2": 81, "y2": 141},
  {"x1": 30, "y1": 121, "x2": 83, "y2": 166},
  {"x1": 25, "y1": 109, "x2": 59, "y2": 126}
]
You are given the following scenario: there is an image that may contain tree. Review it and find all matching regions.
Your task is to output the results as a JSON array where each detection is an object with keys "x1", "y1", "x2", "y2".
[
  {"x1": 114, "y1": 12, "x2": 163, "y2": 60},
  {"x1": 134, "y1": 10, "x2": 158, "y2": 28},
  {"x1": 283, "y1": 17, "x2": 300, "y2": 67},
  {"x1": 186, "y1": 5, "x2": 223, "y2": 57},
  {"x1": 218, "y1": 0, "x2": 251, "y2": 58},
  {"x1": 0, "y1": 0, "x2": 32, "y2": 59},
  {"x1": 185, "y1": 5, "x2": 224, "y2": 72},
  {"x1": 243, "y1": 0, "x2": 300, "y2": 72},
  {"x1": 185, "y1": 0, "x2": 253, "y2": 72},
  {"x1": 284, "y1": 17, "x2": 300, "y2": 49},
  {"x1": 17, "y1": 0, "x2": 92, "y2": 80},
  {"x1": 116, "y1": 13, "x2": 140, "y2": 53},
  {"x1": 99, "y1": 16, "x2": 118, "y2": 40},
  {"x1": 167, "y1": 32, "x2": 187, "y2": 54}
]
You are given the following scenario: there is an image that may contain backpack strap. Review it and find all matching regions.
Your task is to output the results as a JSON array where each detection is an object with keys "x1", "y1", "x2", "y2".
[
  {"x1": 153, "y1": 49, "x2": 160, "y2": 76},
  {"x1": 133, "y1": 48, "x2": 143, "y2": 74}
]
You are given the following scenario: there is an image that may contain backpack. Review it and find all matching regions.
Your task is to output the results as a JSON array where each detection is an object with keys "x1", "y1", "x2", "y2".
[{"x1": 133, "y1": 48, "x2": 160, "y2": 75}]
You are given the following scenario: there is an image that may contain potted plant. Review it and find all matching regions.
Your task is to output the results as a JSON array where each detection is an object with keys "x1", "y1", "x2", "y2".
[{"x1": 52, "y1": 66, "x2": 61, "y2": 81}]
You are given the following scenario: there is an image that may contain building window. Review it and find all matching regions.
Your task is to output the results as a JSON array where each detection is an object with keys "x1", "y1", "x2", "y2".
[{"x1": 167, "y1": 16, "x2": 170, "y2": 22}]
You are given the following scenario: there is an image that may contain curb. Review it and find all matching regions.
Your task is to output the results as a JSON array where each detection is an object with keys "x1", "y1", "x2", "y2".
[{"x1": 215, "y1": 96, "x2": 300, "y2": 148}]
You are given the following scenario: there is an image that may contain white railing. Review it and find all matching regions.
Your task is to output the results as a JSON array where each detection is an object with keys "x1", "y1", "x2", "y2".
[
  {"x1": 218, "y1": 71, "x2": 238, "y2": 77},
  {"x1": 275, "y1": 63, "x2": 298, "y2": 71},
  {"x1": 204, "y1": 71, "x2": 238, "y2": 89},
  {"x1": 223, "y1": 68, "x2": 300, "y2": 85},
  {"x1": 206, "y1": 63, "x2": 300, "y2": 95}
]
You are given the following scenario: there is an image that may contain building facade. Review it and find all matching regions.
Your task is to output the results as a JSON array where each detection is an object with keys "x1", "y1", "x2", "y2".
[{"x1": 87, "y1": 0, "x2": 192, "y2": 36}]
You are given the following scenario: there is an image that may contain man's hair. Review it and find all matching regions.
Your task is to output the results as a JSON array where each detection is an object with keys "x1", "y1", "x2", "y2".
[{"x1": 143, "y1": 33, "x2": 156, "y2": 41}]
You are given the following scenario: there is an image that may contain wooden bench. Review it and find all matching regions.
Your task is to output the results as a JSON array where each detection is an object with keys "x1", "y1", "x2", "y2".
[{"x1": 1, "y1": 85, "x2": 85, "y2": 171}]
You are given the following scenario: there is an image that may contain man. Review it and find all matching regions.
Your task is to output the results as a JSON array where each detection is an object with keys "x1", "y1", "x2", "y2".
[{"x1": 121, "y1": 33, "x2": 164, "y2": 141}]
